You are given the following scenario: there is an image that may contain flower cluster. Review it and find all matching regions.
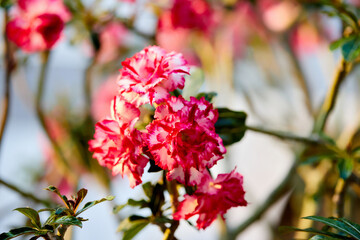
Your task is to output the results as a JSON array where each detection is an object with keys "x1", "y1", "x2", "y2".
[
  {"x1": 89, "y1": 46, "x2": 247, "y2": 229},
  {"x1": 6, "y1": 0, "x2": 71, "y2": 52}
]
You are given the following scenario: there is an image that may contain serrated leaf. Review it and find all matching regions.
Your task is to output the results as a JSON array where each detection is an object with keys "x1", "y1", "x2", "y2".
[
  {"x1": 215, "y1": 108, "x2": 247, "y2": 146},
  {"x1": 53, "y1": 216, "x2": 82, "y2": 228},
  {"x1": 75, "y1": 195, "x2": 114, "y2": 216},
  {"x1": 337, "y1": 158, "x2": 354, "y2": 179},
  {"x1": 0, "y1": 227, "x2": 37, "y2": 240},
  {"x1": 117, "y1": 217, "x2": 149, "y2": 240},
  {"x1": 14, "y1": 208, "x2": 41, "y2": 229},
  {"x1": 304, "y1": 216, "x2": 360, "y2": 239}
]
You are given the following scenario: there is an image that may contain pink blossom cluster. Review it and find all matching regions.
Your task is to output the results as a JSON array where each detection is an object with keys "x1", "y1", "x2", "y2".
[
  {"x1": 6, "y1": 0, "x2": 71, "y2": 52},
  {"x1": 89, "y1": 46, "x2": 247, "y2": 229}
]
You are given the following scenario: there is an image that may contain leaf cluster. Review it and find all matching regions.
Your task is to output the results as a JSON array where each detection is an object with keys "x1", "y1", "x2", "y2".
[
  {"x1": 280, "y1": 215, "x2": 360, "y2": 240},
  {"x1": 0, "y1": 186, "x2": 114, "y2": 240}
]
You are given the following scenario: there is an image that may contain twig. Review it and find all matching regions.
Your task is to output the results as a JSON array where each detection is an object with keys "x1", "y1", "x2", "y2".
[
  {"x1": 0, "y1": 9, "x2": 16, "y2": 155},
  {"x1": 0, "y1": 178, "x2": 52, "y2": 207},
  {"x1": 35, "y1": 51, "x2": 77, "y2": 182},
  {"x1": 313, "y1": 58, "x2": 352, "y2": 133},
  {"x1": 246, "y1": 125, "x2": 321, "y2": 145},
  {"x1": 333, "y1": 178, "x2": 349, "y2": 218}
]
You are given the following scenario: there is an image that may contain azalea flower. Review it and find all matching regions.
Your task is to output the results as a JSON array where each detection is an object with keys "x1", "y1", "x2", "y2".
[
  {"x1": 117, "y1": 46, "x2": 189, "y2": 106},
  {"x1": 145, "y1": 96, "x2": 226, "y2": 185},
  {"x1": 89, "y1": 97, "x2": 148, "y2": 188},
  {"x1": 174, "y1": 170, "x2": 247, "y2": 229},
  {"x1": 6, "y1": 0, "x2": 71, "y2": 52}
]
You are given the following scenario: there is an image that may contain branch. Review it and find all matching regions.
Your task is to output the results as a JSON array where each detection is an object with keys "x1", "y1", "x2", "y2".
[
  {"x1": 0, "y1": 178, "x2": 52, "y2": 207},
  {"x1": 163, "y1": 180, "x2": 180, "y2": 240},
  {"x1": 225, "y1": 161, "x2": 297, "y2": 240},
  {"x1": 246, "y1": 125, "x2": 322, "y2": 145},
  {"x1": 0, "y1": 9, "x2": 16, "y2": 155},
  {"x1": 313, "y1": 58, "x2": 352, "y2": 133},
  {"x1": 35, "y1": 51, "x2": 77, "y2": 182}
]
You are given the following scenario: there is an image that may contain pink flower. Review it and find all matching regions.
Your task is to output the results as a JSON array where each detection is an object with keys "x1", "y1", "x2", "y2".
[
  {"x1": 173, "y1": 170, "x2": 247, "y2": 229},
  {"x1": 91, "y1": 76, "x2": 119, "y2": 121},
  {"x1": 96, "y1": 22, "x2": 128, "y2": 64},
  {"x1": 145, "y1": 96, "x2": 226, "y2": 185},
  {"x1": 169, "y1": 0, "x2": 213, "y2": 32},
  {"x1": 117, "y1": 46, "x2": 190, "y2": 106},
  {"x1": 89, "y1": 97, "x2": 148, "y2": 188},
  {"x1": 6, "y1": 0, "x2": 71, "y2": 52}
]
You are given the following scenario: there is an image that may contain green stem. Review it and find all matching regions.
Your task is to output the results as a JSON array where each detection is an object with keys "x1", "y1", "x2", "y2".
[
  {"x1": 35, "y1": 51, "x2": 76, "y2": 182},
  {"x1": 246, "y1": 125, "x2": 321, "y2": 145},
  {"x1": 163, "y1": 180, "x2": 179, "y2": 240},
  {"x1": 225, "y1": 161, "x2": 297, "y2": 240},
  {"x1": 0, "y1": 178, "x2": 52, "y2": 207},
  {"x1": 313, "y1": 58, "x2": 352, "y2": 133},
  {"x1": 0, "y1": 9, "x2": 15, "y2": 155}
]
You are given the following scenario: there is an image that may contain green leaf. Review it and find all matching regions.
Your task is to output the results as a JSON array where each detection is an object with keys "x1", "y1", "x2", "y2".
[
  {"x1": 339, "y1": 218, "x2": 360, "y2": 238},
  {"x1": 149, "y1": 183, "x2": 165, "y2": 216},
  {"x1": 196, "y1": 92, "x2": 217, "y2": 102},
  {"x1": 53, "y1": 216, "x2": 82, "y2": 228},
  {"x1": 14, "y1": 208, "x2": 41, "y2": 229},
  {"x1": 0, "y1": 227, "x2": 37, "y2": 240},
  {"x1": 113, "y1": 204, "x2": 127, "y2": 214},
  {"x1": 337, "y1": 158, "x2": 354, "y2": 179},
  {"x1": 45, "y1": 186, "x2": 70, "y2": 209},
  {"x1": 127, "y1": 199, "x2": 148, "y2": 208},
  {"x1": 301, "y1": 154, "x2": 335, "y2": 165},
  {"x1": 117, "y1": 217, "x2": 149, "y2": 240},
  {"x1": 142, "y1": 182, "x2": 154, "y2": 199},
  {"x1": 279, "y1": 226, "x2": 352, "y2": 239},
  {"x1": 75, "y1": 195, "x2": 114, "y2": 216},
  {"x1": 303, "y1": 216, "x2": 360, "y2": 239},
  {"x1": 215, "y1": 108, "x2": 247, "y2": 146},
  {"x1": 74, "y1": 188, "x2": 88, "y2": 212},
  {"x1": 310, "y1": 235, "x2": 339, "y2": 240},
  {"x1": 182, "y1": 67, "x2": 204, "y2": 100},
  {"x1": 341, "y1": 35, "x2": 360, "y2": 61}
]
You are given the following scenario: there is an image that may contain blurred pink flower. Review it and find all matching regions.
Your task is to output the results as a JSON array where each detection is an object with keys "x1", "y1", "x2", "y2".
[
  {"x1": 96, "y1": 22, "x2": 128, "y2": 64},
  {"x1": 118, "y1": 46, "x2": 190, "y2": 106},
  {"x1": 6, "y1": 0, "x2": 71, "y2": 52},
  {"x1": 173, "y1": 170, "x2": 247, "y2": 229},
  {"x1": 91, "y1": 76, "x2": 118, "y2": 121},
  {"x1": 89, "y1": 97, "x2": 148, "y2": 188},
  {"x1": 290, "y1": 23, "x2": 322, "y2": 55},
  {"x1": 145, "y1": 96, "x2": 226, "y2": 185},
  {"x1": 169, "y1": 0, "x2": 213, "y2": 32}
]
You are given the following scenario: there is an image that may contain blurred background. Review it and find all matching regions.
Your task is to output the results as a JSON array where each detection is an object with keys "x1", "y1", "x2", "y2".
[{"x1": 1, "y1": 0, "x2": 360, "y2": 239}]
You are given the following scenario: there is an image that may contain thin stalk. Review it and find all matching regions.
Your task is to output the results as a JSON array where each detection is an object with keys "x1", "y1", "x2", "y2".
[
  {"x1": 225, "y1": 161, "x2": 297, "y2": 240},
  {"x1": 333, "y1": 178, "x2": 349, "y2": 218},
  {"x1": 0, "y1": 9, "x2": 15, "y2": 154},
  {"x1": 35, "y1": 51, "x2": 76, "y2": 182},
  {"x1": 313, "y1": 58, "x2": 352, "y2": 133},
  {"x1": 246, "y1": 125, "x2": 322, "y2": 145},
  {"x1": 0, "y1": 178, "x2": 52, "y2": 207},
  {"x1": 163, "y1": 180, "x2": 179, "y2": 240},
  {"x1": 84, "y1": 57, "x2": 96, "y2": 117}
]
